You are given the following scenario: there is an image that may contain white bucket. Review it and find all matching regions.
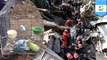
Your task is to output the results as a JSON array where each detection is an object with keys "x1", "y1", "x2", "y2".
[{"x1": 7, "y1": 30, "x2": 17, "y2": 39}]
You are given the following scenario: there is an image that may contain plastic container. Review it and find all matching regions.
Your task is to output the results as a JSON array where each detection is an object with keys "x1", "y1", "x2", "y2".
[
  {"x1": 32, "y1": 27, "x2": 44, "y2": 35},
  {"x1": 27, "y1": 42, "x2": 40, "y2": 52}
]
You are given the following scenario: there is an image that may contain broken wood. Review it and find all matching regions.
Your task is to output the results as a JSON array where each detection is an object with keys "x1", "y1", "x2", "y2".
[
  {"x1": 50, "y1": 11, "x2": 63, "y2": 13},
  {"x1": 51, "y1": 4, "x2": 61, "y2": 11},
  {"x1": 43, "y1": 20, "x2": 70, "y2": 30},
  {"x1": 37, "y1": 8, "x2": 48, "y2": 11},
  {"x1": 40, "y1": 12, "x2": 52, "y2": 20},
  {"x1": 40, "y1": 10, "x2": 54, "y2": 20}
]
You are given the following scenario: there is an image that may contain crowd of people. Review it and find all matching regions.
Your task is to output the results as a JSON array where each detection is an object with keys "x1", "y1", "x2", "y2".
[
  {"x1": 62, "y1": 20, "x2": 85, "y2": 60},
  {"x1": 45, "y1": 0, "x2": 91, "y2": 60},
  {"x1": 61, "y1": 0, "x2": 86, "y2": 60}
]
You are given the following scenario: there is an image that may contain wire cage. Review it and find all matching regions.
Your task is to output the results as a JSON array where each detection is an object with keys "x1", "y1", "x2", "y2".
[
  {"x1": 0, "y1": 0, "x2": 64, "y2": 60},
  {"x1": 0, "y1": 0, "x2": 15, "y2": 51},
  {"x1": 0, "y1": 0, "x2": 43, "y2": 55}
]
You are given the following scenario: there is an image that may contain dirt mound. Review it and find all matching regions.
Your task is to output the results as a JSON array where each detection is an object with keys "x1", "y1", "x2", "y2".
[{"x1": 9, "y1": 0, "x2": 43, "y2": 38}]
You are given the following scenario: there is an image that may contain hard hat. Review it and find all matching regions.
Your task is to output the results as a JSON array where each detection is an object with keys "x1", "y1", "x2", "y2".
[
  {"x1": 78, "y1": 44, "x2": 83, "y2": 48},
  {"x1": 77, "y1": 36, "x2": 82, "y2": 40},
  {"x1": 73, "y1": 53, "x2": 79, "y2": 59},
  {"x1": 67, "y1": 53, "x2": 73, "y2": 59},
  {"x1": 64, "y1": 29, "x2": 68, "y2": 33}
]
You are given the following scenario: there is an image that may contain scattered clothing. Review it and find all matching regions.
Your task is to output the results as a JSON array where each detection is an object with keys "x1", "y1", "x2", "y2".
[{"x1": 15, "y1": 39, "x2": 30, "y2": 50}]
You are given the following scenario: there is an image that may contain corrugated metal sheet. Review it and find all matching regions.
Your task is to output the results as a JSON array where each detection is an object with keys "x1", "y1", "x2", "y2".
[
  {"x1": 41, "y1": 48, "x2": 63, "y2": 60},
  {"x1": 98, "y1": 25, "x2": 107, "y2": 49},
  {"x1": 33, "y1": 48, "x2": 63, "y2": 60}
]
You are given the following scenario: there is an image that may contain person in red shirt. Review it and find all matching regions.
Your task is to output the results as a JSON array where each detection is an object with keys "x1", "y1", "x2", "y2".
[
  {"x1": 62, "y1": 29, "x2": 70, "y2": 48},
  {"x1": 65, "y1": 18, "x2": 73, "y2": 27}
]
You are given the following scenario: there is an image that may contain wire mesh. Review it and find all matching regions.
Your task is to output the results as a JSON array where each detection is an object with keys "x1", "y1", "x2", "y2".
[
  {"x1": 0, "y1": 0, "x2": 43, "y2": 56},
  {"x1": 0, "y1": 0, "x2": 16, "y2": 48}
]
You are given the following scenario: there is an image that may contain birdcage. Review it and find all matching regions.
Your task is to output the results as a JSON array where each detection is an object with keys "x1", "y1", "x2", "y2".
[
  {"x1": 0, "y1": 0, "x2": 43, "y2": 56},
  {"x1": 0, "y1": 0, "x2": 64, "y2": 60}
]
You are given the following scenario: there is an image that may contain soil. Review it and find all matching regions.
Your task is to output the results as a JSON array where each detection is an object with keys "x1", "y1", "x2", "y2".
[
  {"x1": 9, "y1": 0, "x2": 43, "y2": 37},
  {"x1": 0, "y1": 0, "x2": 44, "y2": 60}
]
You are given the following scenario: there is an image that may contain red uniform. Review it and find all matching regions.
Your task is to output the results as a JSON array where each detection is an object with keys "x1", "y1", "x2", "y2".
[
  {"x1": 65, "y1": 19, "x2": 73, "y2": 27},
  {"x1": 62, "y1": 30, "x2": 69, "y2": 46}
]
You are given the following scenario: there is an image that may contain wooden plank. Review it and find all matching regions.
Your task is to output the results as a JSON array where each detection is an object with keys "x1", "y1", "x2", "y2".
[{"x1": 37, "y1": 8, "x2": 48, "y2": 11}]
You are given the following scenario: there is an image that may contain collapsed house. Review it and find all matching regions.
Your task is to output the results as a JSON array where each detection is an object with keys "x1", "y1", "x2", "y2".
[{"x1": 90, "y1": 15, "x2": 107, "y2": 58}]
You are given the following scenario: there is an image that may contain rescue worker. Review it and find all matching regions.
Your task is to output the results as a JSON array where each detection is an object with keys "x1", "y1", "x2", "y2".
[
  {"x1": 66, "y1": 3, "x2": 73, "y2": 18},
  {"x1": 76, "y1": 35, "x2": 82, "y2": 44},
  {"x1": 74, "y1": 11, "x2": 81, "y2": 21},
  {"x1": 73, "y1": 52, "x2": 82, "y2": 60},
  {"x1": 77, "y1": 44, "x2": 84, "y2": 54},
  {"x1": 61, "y1": 1, "x2": 68, "y2": 20},
  {"x1": 63, "y1": 45, "x2": 75, "y2": 60},
  {"x1": 72, "y1": 0, "x2": 82, "y2": 11},
  {"x1": 66, "y1": 53, "x2": 74, "y2": 60},
  {"x1": 65, "y1": 18, "x2": 73, "y2": 27},
  {"x1": 76, "y1": 19, "x2": 84, "y2": 36},
  {"x1": 62, "y1": 29, "x2": 70, "y2": 48}
]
